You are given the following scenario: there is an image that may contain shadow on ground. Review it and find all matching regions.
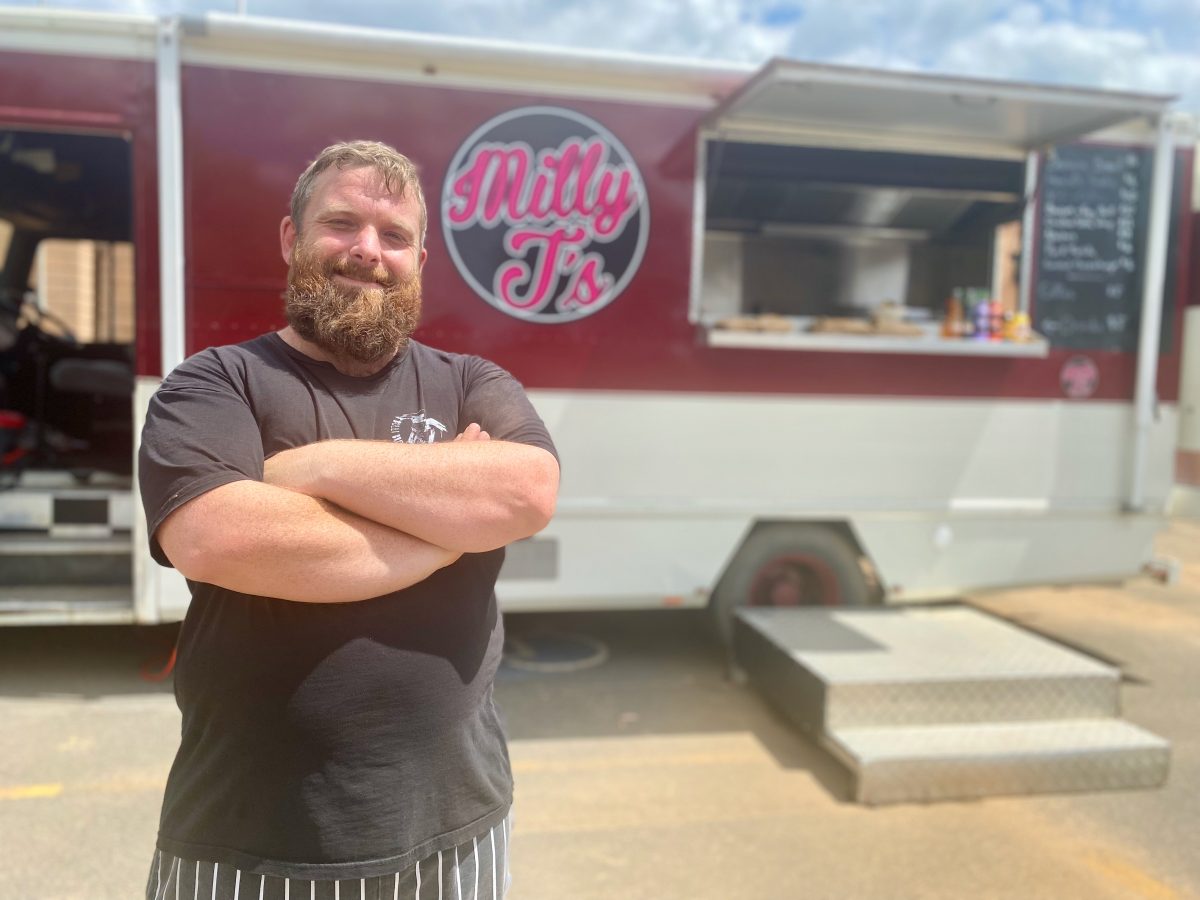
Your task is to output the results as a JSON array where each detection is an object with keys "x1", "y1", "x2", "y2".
[
  {"x1": 498, "y1": 609, "x2": 854, "y2": 800},
  {"x1": 0, "y1": 610, "x2": 852, "y2": 798},
  {"x1": 0, "y1": 623, "x2": 179, "y2": 699}
]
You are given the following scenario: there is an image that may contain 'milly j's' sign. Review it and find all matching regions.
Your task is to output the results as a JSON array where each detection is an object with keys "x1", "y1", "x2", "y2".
[{"x1": 442, "y1": 106, "x2": 648, "y2": 323}]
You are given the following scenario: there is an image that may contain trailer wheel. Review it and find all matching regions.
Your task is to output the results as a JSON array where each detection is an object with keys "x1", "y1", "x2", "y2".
[{"x1": 709, "y1": 525, "x2": 872, "y2": 645}]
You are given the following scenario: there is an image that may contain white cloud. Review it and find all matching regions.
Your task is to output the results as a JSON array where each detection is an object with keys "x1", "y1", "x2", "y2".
[
  {"x1": 763, "y1": 0, "x2": 1011, "y2": 66},
  {"x1": 1009, "y1": 3, "x2": 1045, "y2": 28},
  {"x1": 935, "y1": 16, "x2": 1200, "y2": 108},
  {"x1": 285, "y1": 0, "x2": 790, "y2": 60}
]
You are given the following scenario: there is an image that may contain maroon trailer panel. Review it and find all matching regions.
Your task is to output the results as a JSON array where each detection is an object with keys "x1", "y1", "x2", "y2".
[
  {"x1": 181, "y1": 66, "x2": 698, "y2": 379},
  {"x1": 179, "y1": 64, "x2": 1191, "y2": 402}
]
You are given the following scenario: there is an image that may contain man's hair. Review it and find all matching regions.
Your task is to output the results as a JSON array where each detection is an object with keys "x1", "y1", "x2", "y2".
[{"x1": 289, "y1": 140, "x2": 427, "y2": 247}]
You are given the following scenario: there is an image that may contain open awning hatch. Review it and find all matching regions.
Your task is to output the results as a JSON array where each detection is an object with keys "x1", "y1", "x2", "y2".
[{"x1": 704, "y1": 59, "x2": 1174, "y2": 159}]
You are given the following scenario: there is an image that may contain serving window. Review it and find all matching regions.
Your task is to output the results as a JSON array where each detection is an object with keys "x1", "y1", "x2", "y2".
[{"x1": 695, "y1": 140, "x2": 1046, "y2": 356}]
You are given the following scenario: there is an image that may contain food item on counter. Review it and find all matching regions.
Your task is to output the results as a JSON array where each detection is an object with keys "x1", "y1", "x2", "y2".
[
  {"x1": 872, "y1": 300, "x2": 905, "y2": 329},
  {"x1": 1005, "y1": 312, "x2": 1033, "y2": 343},
  {"x1": 973, "y1": 299, "x2": 991, "y2": 340},
  {"x1": 809, "y1": 316, "x2": 923, "y2": 336},
  {"x1": 872, "y1": 320, "x2": 926, "y2": 337},
  {"x1": 714, "y1": 313, "x2": 795, "y2": 333},
  {"x1": 989, "y1": 301, "x2": 1005, "y2": 341},
  {"x1": 941, "y1": 294, "x2": 964, "y2": 338},
  {"x1": 809, "y1": 317, "x2": 874, "y2": 334}
]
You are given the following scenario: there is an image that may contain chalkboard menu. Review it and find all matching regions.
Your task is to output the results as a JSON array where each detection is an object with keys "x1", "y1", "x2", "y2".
[{"x1": 1034, "y1": 143, "x2": 1151, "y2": 352}]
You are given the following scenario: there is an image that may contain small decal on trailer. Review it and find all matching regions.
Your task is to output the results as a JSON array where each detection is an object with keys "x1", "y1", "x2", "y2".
[
  {"x1": 1060, "y1": 355, "x2": 1100, "y2": 399},
  {"x1": 441, "y1": 106, "x2": 648, "y2": 323}
]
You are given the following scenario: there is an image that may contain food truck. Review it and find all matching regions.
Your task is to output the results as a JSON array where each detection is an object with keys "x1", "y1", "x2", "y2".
[{"x1": 0, "y1": 8, "x2": 1196, "y2": 631}]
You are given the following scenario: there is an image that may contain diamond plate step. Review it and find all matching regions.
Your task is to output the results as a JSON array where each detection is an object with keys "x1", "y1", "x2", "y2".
[
  {"x1": 734, "y1": 606, "x2": 1120, "y2": 729},
  {"x1": 828, "y1": 719, "x2": 1170, "y2": 805},
  {"x1": 732, "y1": 604, "x2": 1171, "y2": 803}
]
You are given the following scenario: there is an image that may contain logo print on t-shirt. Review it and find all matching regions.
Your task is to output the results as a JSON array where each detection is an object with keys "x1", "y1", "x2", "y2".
[{"x1": 390, "y1": 411, "x2": 448, "y2": 444}]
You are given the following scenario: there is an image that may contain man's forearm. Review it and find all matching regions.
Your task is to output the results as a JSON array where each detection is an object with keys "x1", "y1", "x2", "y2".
[
  {"x1": 158, "y1": 480, "x2": 460, "y2": 602},
  {"x1": 265, "y1": 438, "x2": 559, "y2": 553}
]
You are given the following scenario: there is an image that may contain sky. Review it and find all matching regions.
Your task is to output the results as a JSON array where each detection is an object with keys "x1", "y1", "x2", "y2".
[{"x1": 12, "y1": 0, "x2": 1200, "y2": 111}]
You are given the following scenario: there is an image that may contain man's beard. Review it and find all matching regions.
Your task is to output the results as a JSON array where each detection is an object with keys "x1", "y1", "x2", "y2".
[{"x1": 284, "y1": 240, "x2": 422, "y2": 365}]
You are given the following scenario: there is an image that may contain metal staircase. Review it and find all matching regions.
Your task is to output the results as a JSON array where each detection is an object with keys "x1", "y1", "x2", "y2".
[{"x1": 734, "y1": 605, "x2": 1170, "y2": 804}]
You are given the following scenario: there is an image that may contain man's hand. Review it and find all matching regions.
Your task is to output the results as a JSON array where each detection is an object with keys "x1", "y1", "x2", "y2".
[{"x1": 454, "y1": 422, "x2": 490, "y2": 442}]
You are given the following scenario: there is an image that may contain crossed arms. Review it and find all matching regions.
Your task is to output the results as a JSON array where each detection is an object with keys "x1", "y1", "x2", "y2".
[{"x1": 156, "y1": 424, "x2": 559, "y2": 603}]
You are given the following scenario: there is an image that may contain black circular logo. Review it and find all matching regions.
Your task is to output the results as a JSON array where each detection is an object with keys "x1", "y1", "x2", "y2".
[{"x1": 441, "y1": 106, "x2": 649, "y2": 323}]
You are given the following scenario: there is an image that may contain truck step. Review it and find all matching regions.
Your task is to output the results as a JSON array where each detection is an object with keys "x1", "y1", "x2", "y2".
[
  {"x1": 732, "y1": 605, "x2": 1171, "y2": 804},
  {"x1": 734, "y1": 605, "x2": 1120, "y2": 729},
  {"x1": 828, "y1": 719, "x2": 1170, "y2": 805},
  {"x1": 0, "y1": 535, "x2": 132, "y2": 586},
  {"x1": 0, "y1": 535, "x2": 133, "y2": 555},
  {"x1": 0, "y1": 585, "x2": 135, "y2": 625}
]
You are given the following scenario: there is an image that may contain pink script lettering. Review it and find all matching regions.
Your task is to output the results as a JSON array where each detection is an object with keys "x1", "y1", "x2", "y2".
[
  {"x1": 448, "y1": 137, "x2": 638, "y2": 239},
  {"x1": 496, "y1": 226, "x2": 589, "y2": 312}
]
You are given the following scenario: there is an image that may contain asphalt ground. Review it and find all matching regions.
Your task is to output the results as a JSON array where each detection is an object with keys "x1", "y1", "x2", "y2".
[{"x1": 1, "y1": 518, "x2": 1198, "y2": 899}]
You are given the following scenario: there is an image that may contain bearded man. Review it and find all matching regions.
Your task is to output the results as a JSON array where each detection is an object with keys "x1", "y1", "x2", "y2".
[{"x1": 138, "y1": 141, "x2": 559, "y2": 900}]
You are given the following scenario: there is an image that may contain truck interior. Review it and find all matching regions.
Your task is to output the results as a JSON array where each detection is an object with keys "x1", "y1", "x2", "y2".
[
  {"x1": 699, "y1": 141, "x2": 1027, "y2": 329},
  {"x1": 691, "y1": 58, "x2": 1174, "y2": 355},
  {"x1": 0, "y1": 128, "x2": 135, "y2": 483}
]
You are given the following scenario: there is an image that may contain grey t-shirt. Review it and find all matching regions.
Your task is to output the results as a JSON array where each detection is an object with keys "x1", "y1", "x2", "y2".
[{"x1": 138, "y1": 333, "x2": 556, "y2": 880}]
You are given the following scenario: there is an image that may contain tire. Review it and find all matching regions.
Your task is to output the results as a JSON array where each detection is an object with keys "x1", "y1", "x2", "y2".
[{"x1": 709, "y1": 524, "x2": 873, "y2": 645}]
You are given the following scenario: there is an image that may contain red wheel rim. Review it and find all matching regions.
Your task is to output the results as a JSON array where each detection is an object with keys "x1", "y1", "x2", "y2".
[{"x1": 749, "y1": 553, "x2": 842, "y2": 607}]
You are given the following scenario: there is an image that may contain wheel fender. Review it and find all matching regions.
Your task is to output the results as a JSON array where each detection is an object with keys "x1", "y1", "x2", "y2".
[{"x1": 708, "y1": 522, "x2": 876, "y2": 644}]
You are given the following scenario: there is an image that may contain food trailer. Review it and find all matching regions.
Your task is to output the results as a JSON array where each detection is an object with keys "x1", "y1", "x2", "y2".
[{"x1": 0, "y1": 8, "x2": 1195, "y2": 630}]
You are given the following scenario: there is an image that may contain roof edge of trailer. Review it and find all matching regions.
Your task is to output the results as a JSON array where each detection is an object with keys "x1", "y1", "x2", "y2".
[
  {"x1": 0, "y1": 6, "x2": 158, "y2": 61},
  {"x1": 0, "y1": 5, "x2": 156, "y2": 35},
  {"x1": 194, "y1": 11, "x2": 756, "y2": 82},
  {"x1": 179, "y1": 11, "x2": 752, "y2": 105}
]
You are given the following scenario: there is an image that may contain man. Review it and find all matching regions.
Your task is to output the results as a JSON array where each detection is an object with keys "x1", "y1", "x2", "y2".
[{"x1": 139, "y1": 141, "x2": 559, "y2": 900}]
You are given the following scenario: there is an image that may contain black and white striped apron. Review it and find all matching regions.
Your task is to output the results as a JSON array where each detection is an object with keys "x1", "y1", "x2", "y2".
[{"x1": 145, "y1": 814, "x2": 512, "y2": 900}]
